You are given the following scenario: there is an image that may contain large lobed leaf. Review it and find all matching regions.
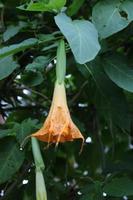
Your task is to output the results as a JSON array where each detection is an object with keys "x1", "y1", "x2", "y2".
[
  {"x1": 77, "y1": 57, "x2": 130, "y2": 130},
  {"x1": 103, "y1": 54, "x2": 133, "y2": 93},
  {"x1": 92, "y1": 0, "x2": 133, "y2": 38},
  {"x1": 55, "y1": 13, "x2": 100, "y2": 64}
]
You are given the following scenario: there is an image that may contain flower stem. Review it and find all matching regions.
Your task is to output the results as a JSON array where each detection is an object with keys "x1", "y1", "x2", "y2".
[
  {"x1": 31, "y1": 138, "x2": 47, "y2": 200},
  {"x1": 56, "y1": 39, "x2": 66, "y2": 84},
  {"x1": 31, "y1": 138, "x2": 45, "y2": 170},
  {"x1": 36, "y1": 169, "x2": 47, "y2": 200}
]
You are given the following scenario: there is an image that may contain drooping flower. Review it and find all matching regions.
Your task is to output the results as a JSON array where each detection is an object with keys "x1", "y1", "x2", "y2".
[{"x1": 32, "y1": 81, "x2": 84, "y2": 147}]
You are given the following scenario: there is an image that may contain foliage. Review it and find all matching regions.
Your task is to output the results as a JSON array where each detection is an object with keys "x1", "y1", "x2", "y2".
[{"x1": 0, "y1": 0, "x2": 133, "y2": 200}]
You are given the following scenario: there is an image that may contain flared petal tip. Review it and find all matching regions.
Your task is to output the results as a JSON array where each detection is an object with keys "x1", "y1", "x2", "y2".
[
  {"x1": 32, "y1": 128, "x2": 84, "y2": 153},
  {"x1": 32, "y1": 131, "x2": 84, "y2": 143}
]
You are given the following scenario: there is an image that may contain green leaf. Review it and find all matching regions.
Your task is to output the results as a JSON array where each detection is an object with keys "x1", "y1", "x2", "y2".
[
  {"x1": 15, "y1": 118, "x2": 39, "y2": 144},
  {"x1": 37, "y1": 33, "x2": 55, "y2": 41},
  {"x1": 23, "y1": 192, "x2": 33, "y2": 200},
  {"x1": 55, "y1": 13, "x2": 100, "y2": 64},
  {"x1": 92, "y1": 0, "x2": 133, "y2": 39},
  {"x1": 0, "y1": 38, "x2": 38, "y2": 59},
  {"x1": 80, "y1": 182, "x2": 103, "y2": 200},
  {"x1": 26, "y1": 56, "x2": 50, "y2": 72},
  {"x1": 104, "y1": 177, "x2": 133, "y2": 197},
  {"x1": 0, "y1": 129, "x2": 15, "y2": 139},
  {"x1": 103, "y1": 54, "x2": 133, "y2": 92},
  {"x1": 0, "y1": 139, "x2": 25, "y2": 184},
  {"x1": 67, "y1": 0, "x2": 85, "y2": 16},
  {"x1": 18, "y1": 0, "x2": 66, "y2": 12},
  {"x1": 42, "y1": 42, "x2": 58, "y2": 51},
  {"x1": 89, "y1": 60, "x2": 130, "y2": 130},
  {"x1": 77, "y1": 57, "x2": 130, "y2": 130},
  {"x1": 21, "y1": 71, "x2": 44, "y2": 86},
  {"x1": 3, "y1": 21, "x2": 27, "y2": 42},
  {"x1": 0, "y1": 56, "x2": 19, "y2": 80}
]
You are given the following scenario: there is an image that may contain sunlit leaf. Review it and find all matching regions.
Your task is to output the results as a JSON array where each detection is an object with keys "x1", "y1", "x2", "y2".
[{"x1": 18, "y1": 0, "x2": 66, "y2": 12}]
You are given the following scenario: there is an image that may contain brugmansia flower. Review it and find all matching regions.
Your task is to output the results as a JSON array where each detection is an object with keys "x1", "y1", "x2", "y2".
[
  {"x1": 32, "y1": 40, "x2": 84, "y2": 151},
  {"x1": 32, "y1": 81, "x2": 84, "y2": 147}
]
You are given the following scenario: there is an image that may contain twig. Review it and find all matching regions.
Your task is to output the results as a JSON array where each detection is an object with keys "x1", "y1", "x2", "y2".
[
  {"x1": 0, "y1": 7, "x2": 5, "y2": 31},
  {"x1": 70, "y1": 80, "x2": 88, "y2": 105},
  {"x1": 3, "y1": 105, "x2": 45, "y2": 111},
  {"x1": 95, "y1": 116, "x2": 106, "y2": 172},
  {"x1": 18, "y1": 85, "x2": 51, "y2": 103}
]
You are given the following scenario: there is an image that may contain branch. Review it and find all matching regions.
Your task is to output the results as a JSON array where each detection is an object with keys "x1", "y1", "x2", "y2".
[
  {"x1": 70, "y1": 80, "x2": 88, "y2": 105},
  {"x1": 3, "y1": 105, "x2": 46, "y2": 111}
]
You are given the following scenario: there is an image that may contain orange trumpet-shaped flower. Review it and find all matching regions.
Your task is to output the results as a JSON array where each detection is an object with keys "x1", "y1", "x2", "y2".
[{"x1": 32, "y1": 81, "x2": 84, "y2": 146}]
